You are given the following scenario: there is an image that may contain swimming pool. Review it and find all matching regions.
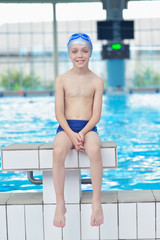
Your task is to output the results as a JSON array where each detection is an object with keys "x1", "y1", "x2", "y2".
[{"x1": 0, "y1": 93, "x2": 160, "y2": 192}]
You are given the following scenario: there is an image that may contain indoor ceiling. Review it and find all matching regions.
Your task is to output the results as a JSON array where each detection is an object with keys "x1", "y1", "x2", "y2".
[{"x1": 0, "y1": 0, "x2": 159, "y2": 3}]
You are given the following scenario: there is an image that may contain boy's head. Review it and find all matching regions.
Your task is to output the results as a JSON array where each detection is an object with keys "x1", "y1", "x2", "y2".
[{"x1": 67, "y1": 33, "x2": 93, "y2": 56}]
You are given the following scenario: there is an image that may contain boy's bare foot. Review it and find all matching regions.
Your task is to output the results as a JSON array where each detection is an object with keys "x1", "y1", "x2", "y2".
[
  {"x1": 91, "y1": 201, "x2": 104, "y2": 226},
  {"x1": 53, "y1": 203, "x2": 67, "y2": 228}
]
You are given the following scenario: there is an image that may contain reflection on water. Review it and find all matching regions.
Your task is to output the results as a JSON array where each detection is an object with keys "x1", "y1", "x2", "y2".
[{"x1": 0, "y1": 94, "x2": 160, "y2": 192}]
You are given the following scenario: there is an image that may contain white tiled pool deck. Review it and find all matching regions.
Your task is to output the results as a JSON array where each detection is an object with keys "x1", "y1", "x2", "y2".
[
  {"x1": 1, "y1": 142, "x2": 160, "y2": 239},
  {"x1": 0, "y1": 190, "x2": 160, "y2": 240}
]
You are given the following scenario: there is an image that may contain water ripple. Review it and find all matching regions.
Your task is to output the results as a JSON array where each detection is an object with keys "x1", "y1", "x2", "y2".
[{"x1": 0, "y1": 94, "x2": 160, "y2": 192}]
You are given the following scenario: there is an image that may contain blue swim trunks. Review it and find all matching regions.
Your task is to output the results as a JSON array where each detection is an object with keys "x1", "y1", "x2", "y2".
[{"x1": 56, "y1": 119, "x2": 98, "y2": 134}]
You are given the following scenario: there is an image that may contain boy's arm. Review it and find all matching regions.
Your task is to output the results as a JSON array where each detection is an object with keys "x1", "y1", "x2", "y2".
[
  {"x1": 80, "y1": 77, "x2": 104, "y2": 136},
  {"x1": 55, "y1": 76, "x2": 71, "y2": 134},
  {"x1": 55, "y1": 76, "x2": 82, "y2": 148}
]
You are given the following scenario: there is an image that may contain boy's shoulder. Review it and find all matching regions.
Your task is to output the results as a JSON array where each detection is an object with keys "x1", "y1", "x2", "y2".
[
  {"x1": 88, "y1": 72, "x2": 104, "y2": 92},
  {"x1": 90, "y1": 71, "x2": 104, "y2": 86},
  {"x1": 56, "y1": 71, "x2": 71, "y2": 82}
]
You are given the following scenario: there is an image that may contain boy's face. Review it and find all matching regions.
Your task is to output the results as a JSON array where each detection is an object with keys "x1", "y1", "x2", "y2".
[{"x1": 69, "y1": 44, "x2": 90, "y2": 67}]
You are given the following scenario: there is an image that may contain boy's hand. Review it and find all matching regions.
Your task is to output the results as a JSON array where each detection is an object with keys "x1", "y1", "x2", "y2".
[
  {"x1": 69, "y1": 131, "x2": 85, "y2": 152},
  {"x1": 75, "y1": 142, "x2": 85, "y2": 152},
  {"x1": 69, "y1": 131, "x2": 82, "y2": 149},
  {"x1": 75, "y1": 131, "x2": 85, "y2": 152},
  {"x1": 78, "y1": 131, "x2": 84, "y2": 143}
]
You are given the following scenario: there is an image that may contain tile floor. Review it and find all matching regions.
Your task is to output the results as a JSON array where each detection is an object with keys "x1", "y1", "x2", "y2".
[{"x1": 0, "y1": 190, "x2": 160, "y2": 240}]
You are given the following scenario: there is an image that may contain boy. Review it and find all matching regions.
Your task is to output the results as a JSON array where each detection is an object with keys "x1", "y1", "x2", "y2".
[{"x1": 53, "y1": 33, "x2": 104, "y2": 228}]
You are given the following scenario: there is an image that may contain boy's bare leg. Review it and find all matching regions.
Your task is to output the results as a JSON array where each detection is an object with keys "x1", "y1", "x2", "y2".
[
  {"x1": 84, "y1": 131, "x2": 104, "y2": 226},
  {"x1": 53, "y1": 131, "x2": 73, "y2": 227}
]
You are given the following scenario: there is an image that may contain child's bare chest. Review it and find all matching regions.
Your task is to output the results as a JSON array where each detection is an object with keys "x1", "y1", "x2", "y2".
[{"x1": 64, "y1": 80, "x2": 94, "y2": 98}]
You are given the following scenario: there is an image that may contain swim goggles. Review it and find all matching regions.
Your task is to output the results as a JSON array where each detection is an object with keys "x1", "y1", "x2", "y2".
[{"x1": 67, "y1": 33, "x2": 93, "y2": 55}]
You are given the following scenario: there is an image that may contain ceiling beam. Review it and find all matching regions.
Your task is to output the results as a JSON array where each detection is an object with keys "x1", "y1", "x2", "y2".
[
  {"x1": 0, "y1": 0, "x2": 159, "y2": 4},
  {"x1": 0, "y1": 0, "x2": 100, "y2": 3}
]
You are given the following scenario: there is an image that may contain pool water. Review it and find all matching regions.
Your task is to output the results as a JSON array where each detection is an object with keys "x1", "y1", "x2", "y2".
[{"x1": 0, "y1": 93, "x2": 160, "y2": 192}]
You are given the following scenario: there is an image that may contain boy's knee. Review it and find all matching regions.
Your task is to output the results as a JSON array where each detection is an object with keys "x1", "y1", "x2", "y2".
[
  {"x1": 86, "y1": 144, "x2": 101, "y2": 159},
  {"x1": 53, "y1": 146, "x2": 66, "y2": 162}
]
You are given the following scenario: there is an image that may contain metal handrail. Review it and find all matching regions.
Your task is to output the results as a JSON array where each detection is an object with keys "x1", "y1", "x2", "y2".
[
  {"x1": 81, "y1": 178, "x2": 92, "y2": 184},
  {"x1": 27, "y1": 171, "x2": 92, "y2": 185},
  {"x1": 27, "y1": 171, "x2": 43, "y2": 185}
]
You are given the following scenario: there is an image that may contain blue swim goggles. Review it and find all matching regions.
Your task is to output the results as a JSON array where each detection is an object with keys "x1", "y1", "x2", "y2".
[{"x1": 67, "y1": 33, "x2": 93, "y2": 54}]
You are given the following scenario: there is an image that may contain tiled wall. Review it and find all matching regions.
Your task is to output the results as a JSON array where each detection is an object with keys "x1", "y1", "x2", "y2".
[{"x1": 0, "y1": 190, "x2": 160, "y2": 240}]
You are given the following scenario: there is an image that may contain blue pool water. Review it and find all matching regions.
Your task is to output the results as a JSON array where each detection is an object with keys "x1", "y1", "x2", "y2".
[{"x1": 0, "y1": 93, "x2": 160, "y2": 192}]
